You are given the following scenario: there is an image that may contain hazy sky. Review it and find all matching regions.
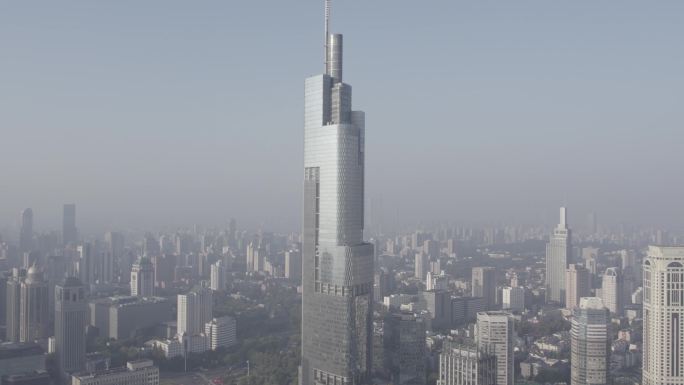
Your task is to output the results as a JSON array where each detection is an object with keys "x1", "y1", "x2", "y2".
[{"x1": 1, "y1": 0, "x2": 683, "y2": 233}]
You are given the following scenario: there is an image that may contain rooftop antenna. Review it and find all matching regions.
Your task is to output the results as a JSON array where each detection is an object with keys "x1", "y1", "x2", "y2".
[{"x1": 325, "y1": 0, "x2": 331, "y2": 73}]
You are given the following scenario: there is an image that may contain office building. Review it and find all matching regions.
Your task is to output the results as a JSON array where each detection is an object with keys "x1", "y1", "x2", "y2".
[
  {"x1": 19, "y1": 266, "x2": 49, "y2": 342},
  {"x1": 546, "y1": 207, "x2": 571, "y2": 306},
  {"x1": 285, "y1": 250, "x2": 302, "y2": 282},
  {"x1": 177, "y1": 286, "x2": 212, "y2": 336},
  {"x1": 71, "y1": 359, "x2": 159, "y2": 385},
  {"x1": 415, "y1": 252, "x2": 429, "y2": 282},
  {"x1": 383, "y1": 313, "x2": 426, "y2": 385},
  {"x1": 210, "y1": 260, "x2": 226, "y2": 292},
  {"x1": 77, "y1": 244, "x2": 94, "y2": 286},
  {"x1": 472, "y1": 267, "x2": 497, "y2": 310},
  {"x1": 62, "y1": 204, "x2": 77, "y2": 246},
  {"x1": 570, "y1": 297, "x2": 609, "y2": 385},
  {"x1": 104, "y1": 232, "x2": 125, "y2": 281},
  {"x1": 501, "y1": 287, "x2": 524, "y2": 312},
  {"x1": 204, "y1": 316, "x2": 237, "y2": 350},
  {"x1": 643, "y1": 246, "x2": 684, "y2": 385},
  {"x1": 565, "y1": 264, "x2": 590, "y2": 310},
  {"x1": 89, "y1": 296, "x2": 173, "y2": 340},
  {"x1": 476, "y1": 312, "x2": 514, "y2": 385},
  {"x1": 438, "y1": 340, "x2": 496, "y2": 385},
  {"x1": 55, "y1": 277, "x2": 87, "y2": 376},
  {"x1": 300, "y1": 1, "x2": 374, "y2": 384},
  {"x1": 6, "y1": 269, "x2": 26, "y2": 342},
  {"x1": 19, "y1": 209, "x2": 33, "y2": 254},
  {"x1": 130, "y1": 258, "x2": 154, "y2": 297},
  {"x1": 601, "y1": 267, "x2": 623, "y2": 315}
]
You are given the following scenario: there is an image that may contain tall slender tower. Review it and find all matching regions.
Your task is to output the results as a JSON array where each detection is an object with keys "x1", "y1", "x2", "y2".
[
  {"x1": 55, "y1": 277, "x2": 87, "y2": 376},
  {"x1": 19, "y1": 208, "x2": 34, "y2": 253},
  {"x1": 300, "y1": 1, "x2": 374, "y2": 384},
  {"x1": 546, "y1": 207, "x2": 571, "y2": 305}
]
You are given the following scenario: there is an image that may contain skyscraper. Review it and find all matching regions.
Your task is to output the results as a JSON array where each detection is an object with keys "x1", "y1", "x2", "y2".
[
  {"x1": 601, "y1": 267, "x2": 623, "y2": 315},
  {"x1": 130, "y1": 257, "x2": 154, "y2": 297},
  {"x1": 77, "y1": 243, "x2": 94, "y2": 286},
  {"x1": 177, "y1": 286, "x2": 213, "y2": 337},
  {"x1": 546, "y1": 207, "x2": 571, "y2": 306},
  {"x1": 300, "y1": 1, "x2": 374, "y2": 383},
  {"x1": 438, "y1": 340, "x2": 496, "y2": 385},
  {"x1": 55, "y1": 277, "x2": 87, "y2": 376},
  {"x1": 643, "y1": 246, "x2": 684, "y2": 385},
  {"x1": 19, "y1": 209, "x2": 33, "y2": 254},
  {"x1": 104, "y1": 231, "x2": 125, "y2": 280},
  {"x1": 62, "y1": 204, "x2": 77, "y2": 246},
  {"x1": 570, "y1": 297, "x2": 609, "y2": 385},
  {"x1": 476, "y1": 312, "x2": 514, "y2": 385},
  {"x1": 210, "y1": 260, "x2": 226, "y2": 291},
  {"x1": 472, "y1": 267, "x2": 497, "y2": 310},
  {"x1": 6, "y1": 268, "x2": 26, "y2": 342},
  {"x1": 565, "y1": 264, "x2": 590, "y2": 310},
  {"x1": 19, "y1": 265, "x2": 49, "y2": 342}
]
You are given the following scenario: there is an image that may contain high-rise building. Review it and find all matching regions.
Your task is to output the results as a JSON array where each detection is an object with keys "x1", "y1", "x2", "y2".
[
  {"x1": 643, "y1": 246, "x2": 684, "y2": 385},
  {"x1": 601, "y1": 267, "x2": 623, "y2": 315},
  {"x1": 383, "y1": 312, "x2": 426, "y2": 385},
  {"x1": 501, "y1": 287, "x2": 524, "y2": 312},
  {"x1": 570, "y1": 297, "x2": 609, "y2": 385},
  {"x1": 177, "y1": 286, "x2": 212, "y2": 336},
  {"x1": 6, "y1": 268, "x2": 26, "y2": 342},
  {"x1": 62, "y1": 204, "x2": 77, "y2": 246},
  {"x1": 476, "y1": 312, "x2": 514, "y2": 385},
  {"x1": 566, "y1": 264, "x2": 590, "y2": 310},
  {"x1": 130, "y1": 258, "x2": 154, "y2": 297},
  {"x1": 71, "y1": 359, "x2": 159, "y2": 385},
  {"x1": 438, "y1": 340, "x2": 496, "y2": 385},
  {"x1": 285, "y1": 250, "x2": 302, "y2": 282},
  {"x1": 546, "y1": 207, "x2": 571, "y2": 306},
  {"x1": 19, "y1": 209, "x2": 34, "y2": 254},
  {"x1": 104, "y1": 232, "x2": 125, "y2": 280},
  {"x1": 300, "y1": 1, "x2": 374, "y2": 383},
  {"x1": 472, "y1": 267, "x2": 497, "y2": 310},
  {"x1": 204, "y1": 316, "x2": 237, "y2": 350},
  {"x1": 415, "y1": 252, "x2": 429, "y2": 282},
  {"x1": 210, "y1": 260, "x2": 226, "y2": 291},
  {"x1": 19, "y1": 266, "x2": 49, "y2": 342},
  {"x1": 77, "y1": 243, "x2": 94, "y2": 286},
  {"x1": 55, "y1": 277, "x2": 87, "y2": 376}
]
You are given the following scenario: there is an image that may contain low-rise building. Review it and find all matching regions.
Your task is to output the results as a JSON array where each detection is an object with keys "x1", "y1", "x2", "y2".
[{"x1": 71, "y1": 359, "x2": 159, "y2": 385}]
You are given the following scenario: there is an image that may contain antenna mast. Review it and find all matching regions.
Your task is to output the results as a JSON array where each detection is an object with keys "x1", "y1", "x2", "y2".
[{"x1": 325, "y1": 0, "x2": 331, "y2": 73}]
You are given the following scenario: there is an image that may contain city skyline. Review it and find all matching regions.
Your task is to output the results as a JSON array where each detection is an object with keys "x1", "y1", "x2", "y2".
[{"x1": 2, "y1": 0, "x2": 684, "y2": 231}]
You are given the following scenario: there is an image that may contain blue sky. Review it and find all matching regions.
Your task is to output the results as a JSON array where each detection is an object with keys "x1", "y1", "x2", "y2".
[{"x1": 1, "y1": 0, "x2": 683, "y2": 233}]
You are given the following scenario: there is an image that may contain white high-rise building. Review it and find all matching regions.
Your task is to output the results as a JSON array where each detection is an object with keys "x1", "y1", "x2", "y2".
[
  {"x1": 571, "y1": 297, "x2": 609, "y2": 385},
  {"x1": 204, "y1": 316, "x2": 237, "y2": 350},
  {"x1": 210, "y1": 260, "x2": 226, "y2": 291},
  {"x1": 502, "y1": 287, "x2": 524, "y2": 312},
  {"x1": 546, "y1": 207, "x2": 571, "y2": 306},
  {"x1": 476, "y1": 312, "x2": 514, "y2": 385},
  {"x1": 643, "y1": 246, "x2": 684, "y2": 385},
  {"x1": 177, "y1": 286, "x2": 213, "y2": 336},
  {"x1": 19, "y1": 265, "x2": 49, "y2": 342},
  {"x1": 601, "y1": 267, "x2": 623, "y2": 315}
]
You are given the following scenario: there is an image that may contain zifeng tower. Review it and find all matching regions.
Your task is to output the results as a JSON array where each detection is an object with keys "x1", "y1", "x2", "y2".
[{"x1": 300, "y1": 1, "x2": 374, "y2": 384}]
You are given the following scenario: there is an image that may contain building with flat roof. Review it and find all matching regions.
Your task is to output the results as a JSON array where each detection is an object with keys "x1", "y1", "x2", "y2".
[
  {"x1": 0, "y1": 343, "x2": 45, "y2": 379},
  {"x1": 71, "y1": 359, "x2": 159, "y2": 385}
]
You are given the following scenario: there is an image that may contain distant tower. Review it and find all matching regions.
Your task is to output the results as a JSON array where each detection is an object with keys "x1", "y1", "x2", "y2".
[
  {"x1": 643, "y1": 246, "x2": 684, "y2": 385},
  {"x1": 415, "y1": 252, "x2": 429, "y2": 282},
  {"x1": 477, "y1": 312, "x2": 514, "y2": 385},
  {"x1": 546, "y1": 207, "x2": 571, "y2": 306},
  {"x1": 77, "y1": 243, "x2": 94, "y2": 286},
  {"x1": 130, "y1": 258, "x2": 154, "y2": 297},
  {"x1": 571, "y1": 297, "x2": 609, "y2": 385},
  {"x1": 6, "y1": 268, "x2": 27, "y2": 342},
  {"x1": 104, "y1": 232, "x2": 125, "y2": 280},
  {"x1": 285, "y1": 250, "x2": 302, "y2": 282},
  {"x1": 601, "y1": 267, "x2": 623, "y2": 315},
  {"x1": 55, "y1": 277, "x2": 87, "y2": 376},
  {"x1": 62, "y1": 204, "x2": 77, "y2": 246},
  {"x1": 566, "y1": 264, "x2": 590, "y2": 310},
  {"x1": 210, "y1": 260, "x2": 226, "y2": 291},
  {"x1": 177, "y1": 286, "x2": 213, "y2": 336},
  {"x1": 472, "y1": 267, "x2": 497, "y2": 310},
  {"x1": 19, "y1": 265, "x2": 49, "y2": 342},
  {"x1": 19, "y1": 208, "x2": 34, "y2": 253}
]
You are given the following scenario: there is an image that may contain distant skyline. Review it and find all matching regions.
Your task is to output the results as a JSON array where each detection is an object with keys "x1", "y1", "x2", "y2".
[{"x1": 2, "y1": 0, "x2": 683, "y2": 232}]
